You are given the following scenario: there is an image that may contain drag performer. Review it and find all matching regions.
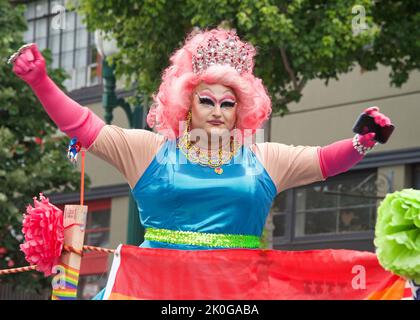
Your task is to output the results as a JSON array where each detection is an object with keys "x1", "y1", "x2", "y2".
[{"x1": 11, "y1": 28, "x2": 417, "y2": 300}]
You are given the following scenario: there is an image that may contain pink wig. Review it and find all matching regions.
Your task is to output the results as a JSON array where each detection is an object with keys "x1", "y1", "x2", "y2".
[{"x1": 146, "y1": 28, "x2": 272, "y2": 141}]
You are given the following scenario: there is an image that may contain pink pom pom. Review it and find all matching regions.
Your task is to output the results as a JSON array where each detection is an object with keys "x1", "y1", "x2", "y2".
[{"x1": 19, "y1": 193, "x2": 64, "y2": 276}]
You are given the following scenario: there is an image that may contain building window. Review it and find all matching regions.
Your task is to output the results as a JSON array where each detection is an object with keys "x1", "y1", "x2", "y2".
[
  {"x1": 85, "y1": 206, "x2": 111, "y2": 248},
  {"x1": 294, "y1": 171, "x2": 378, "y2": 237},
  {"x1": 271, "y1": 190, "x2": 291, "y2": 244},
  {"x1": 272, "y1": 170, "x2": 382, "y2": 245},
  {"x1": 23, "y1": 0, "x2": 101, "y2": 92}
]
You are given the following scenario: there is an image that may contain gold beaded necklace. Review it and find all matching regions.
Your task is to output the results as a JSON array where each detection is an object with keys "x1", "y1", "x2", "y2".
[{"x1": 176, "y1": 111, "x2": 241, "y2": 174}]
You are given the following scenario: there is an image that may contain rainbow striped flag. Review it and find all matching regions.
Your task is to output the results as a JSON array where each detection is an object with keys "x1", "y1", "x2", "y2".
[
  {"x1": 102, "y1": 245, "x2": 413, "y2": 300},
  {"x1": 51, "y1": 263, "x2": 80, "y2": 300}
]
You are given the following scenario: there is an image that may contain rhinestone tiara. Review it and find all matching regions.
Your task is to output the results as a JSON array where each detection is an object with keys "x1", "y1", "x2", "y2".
[{"x1": 191, "y1": 30, "x2": 255, "y2": 75}]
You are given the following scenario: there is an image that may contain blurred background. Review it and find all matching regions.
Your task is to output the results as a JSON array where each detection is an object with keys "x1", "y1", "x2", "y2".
[{"x1": 0, "y1": 0, "x2": 419, "y2": 299}]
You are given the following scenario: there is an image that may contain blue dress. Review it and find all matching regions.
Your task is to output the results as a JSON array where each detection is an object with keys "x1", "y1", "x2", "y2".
[{"x1": 92, "y1": 138, "x2": 277, "y2": 299}]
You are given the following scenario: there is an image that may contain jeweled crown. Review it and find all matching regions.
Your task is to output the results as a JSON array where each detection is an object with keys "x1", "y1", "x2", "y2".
[{"x1": 192, "y1": 30, "x2": 255, "y2": 75}]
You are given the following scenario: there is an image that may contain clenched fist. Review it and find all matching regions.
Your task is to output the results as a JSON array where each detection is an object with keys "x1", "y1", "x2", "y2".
[{"x1": 9, "y1": 43, "x2": 48, "y2": 88}]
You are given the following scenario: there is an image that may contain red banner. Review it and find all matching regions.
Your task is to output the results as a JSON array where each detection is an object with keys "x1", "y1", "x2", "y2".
[{"x1": 102, "y1": 245, "x2": 412, "y2": 300}]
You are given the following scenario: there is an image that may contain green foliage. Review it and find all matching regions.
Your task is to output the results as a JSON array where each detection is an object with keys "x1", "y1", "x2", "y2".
[
  {"x1": 358, "y1": 1, "x2": 420, "y2": 87},
  {"x1": 70, "y1": 0, "x2": 419, "y2": 116},
  {"x1": 0, "y1": 0, "x2": 90, "y2": 296}
]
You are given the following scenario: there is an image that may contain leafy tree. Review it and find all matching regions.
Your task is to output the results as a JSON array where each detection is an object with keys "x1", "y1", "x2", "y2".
[
  {"x1": 358, "y1": 1, "x2": 420, "y2": 87},
  {"x1": 70, "y1": 0, "x2": 419, "y2": 115},
  {"x1": 0, "y1": 0, "x2": 90, "y2": 297}
]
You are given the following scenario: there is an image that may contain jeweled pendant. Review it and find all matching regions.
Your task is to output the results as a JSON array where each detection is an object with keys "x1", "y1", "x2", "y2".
[{"x1": 214, "y1": 167, "x2": 223, "y2": 174}]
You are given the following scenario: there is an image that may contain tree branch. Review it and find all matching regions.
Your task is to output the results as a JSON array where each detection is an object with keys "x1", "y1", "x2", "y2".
[
  {"x1": 274, "y1": 76, "x2": 307, "y2": 114},
  {"x1": 297, "y1": 77, "x2": 307, "y2": 92},
  {"x1": 280, "y1": 47, "x2": 297, "y2": 89}
]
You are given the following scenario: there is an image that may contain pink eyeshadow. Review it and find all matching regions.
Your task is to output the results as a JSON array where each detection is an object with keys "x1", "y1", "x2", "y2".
[{"x1": 198, "y1": 91, "x2": 236, "y2": 103}]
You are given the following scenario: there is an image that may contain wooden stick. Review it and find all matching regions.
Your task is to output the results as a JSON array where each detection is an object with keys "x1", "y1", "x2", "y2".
[{"x1": 80, "y1": 150, "x2": 85, "y2": 206}]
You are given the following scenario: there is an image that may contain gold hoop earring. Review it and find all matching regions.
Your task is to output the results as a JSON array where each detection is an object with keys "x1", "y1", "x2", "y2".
[{"x1": 186, "y1": 110, "x2": 192, "y2": 133}]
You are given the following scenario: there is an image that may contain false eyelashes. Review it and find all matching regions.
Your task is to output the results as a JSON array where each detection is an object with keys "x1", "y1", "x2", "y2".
[{"x1": 198, "y1": 96, "x2": 236, "y2": 108}]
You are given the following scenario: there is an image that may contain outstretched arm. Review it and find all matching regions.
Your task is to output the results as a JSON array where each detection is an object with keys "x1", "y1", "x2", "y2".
[
  {"x1": 10, "y1": 43, "x2": 167, "y2": 189},
  {"x1": 317, "y1": 107, "x2": 392, "y2": 179},
  {"x1": 10, "y1": 43, "x2": 105, "y2": 149},
  {"x1": 252, "y1": 107, "x2": 393, "y2": 194}
]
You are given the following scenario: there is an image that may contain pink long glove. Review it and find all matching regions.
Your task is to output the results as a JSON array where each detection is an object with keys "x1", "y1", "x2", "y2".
[
  {"x1": 11, "y1": 43, "x2": 105, "y2": 149},
  {"x1": 318, "y1": 107, "x2": 392, "y2": 179}
]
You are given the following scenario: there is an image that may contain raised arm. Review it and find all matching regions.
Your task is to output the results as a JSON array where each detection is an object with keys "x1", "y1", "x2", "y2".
[
  {"x1": 10, "y1": 43, "x2": 105, "y2": 149},
  {"x1": 10, "y1": 43, "x2": 166, "y2": 189}
]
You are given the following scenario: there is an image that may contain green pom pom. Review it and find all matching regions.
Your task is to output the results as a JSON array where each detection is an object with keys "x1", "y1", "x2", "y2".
[{"x1": 374, "y1": 188, "x2": 420, "y2": 282}]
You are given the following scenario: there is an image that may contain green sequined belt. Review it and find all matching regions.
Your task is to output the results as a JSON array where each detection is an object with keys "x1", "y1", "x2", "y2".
[{"x1": 144, "y1": 227, "x2": 262, "y2": 248}]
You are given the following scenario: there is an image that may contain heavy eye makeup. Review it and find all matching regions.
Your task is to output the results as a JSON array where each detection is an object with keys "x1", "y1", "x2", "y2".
[{"x1": 197, "y1": 95, "x2": 236, "y2": 108}]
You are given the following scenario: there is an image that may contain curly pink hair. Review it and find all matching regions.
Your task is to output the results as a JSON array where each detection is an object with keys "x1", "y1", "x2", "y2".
[{"x1": 146, "y1": 28, "x2": 272, "y2": 141}]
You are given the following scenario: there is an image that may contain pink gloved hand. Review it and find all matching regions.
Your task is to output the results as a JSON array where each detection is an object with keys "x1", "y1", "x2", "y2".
[
  {"x1": 358, "y1": 106, "x2": 392, "y2": 148},
  {"x1": 11, "y1": 43, "x2": 48, "y2": 88},
  {"x1": 10, "y1": 43, "x2": 105, "y2": 149},
  {"x1": 318, "y1": 106, "x2": 392, "y2": 179}
]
